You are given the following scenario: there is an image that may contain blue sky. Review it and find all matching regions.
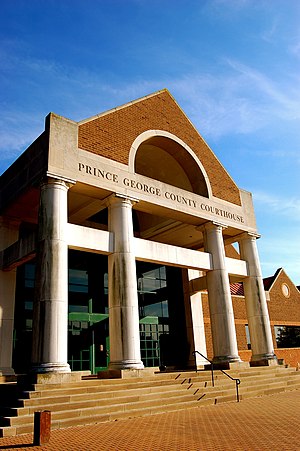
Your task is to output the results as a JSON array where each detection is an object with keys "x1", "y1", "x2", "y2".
[{"x1": 1, "y1": 0, "x2": 299, "y2": 283}]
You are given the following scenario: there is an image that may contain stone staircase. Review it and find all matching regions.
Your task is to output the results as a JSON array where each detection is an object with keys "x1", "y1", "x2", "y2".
[{"x1": 1, "y1": 365, "x2": 300, "y2": 437}]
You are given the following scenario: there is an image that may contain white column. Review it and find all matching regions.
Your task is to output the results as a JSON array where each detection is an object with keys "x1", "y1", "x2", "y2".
[
  {"x1": 0, "y1": 218, "x2": 19, "y2": 375},
  {"x1": 187, "y1": 269, "x2": 208, "y2": 367},
  {"x1": 203, "y1": 222, "x2": 240, "y2": 364},
  {"x1": 239, "y1": 233, "x2": 276, "y2": 364},
  {"x1": 107, "y1": 195, "x2": 143, "y2": 370},
  {"x1": 31, "y1": 178, "x2": 71, "y2": 373}
]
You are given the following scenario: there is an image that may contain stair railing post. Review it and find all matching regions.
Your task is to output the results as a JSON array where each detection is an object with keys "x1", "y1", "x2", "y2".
[
  {"x1": 193, "y1": 350, "x2": 240, "y2": 401},
  {"x1": 236, "y1": 379, "x2": 240, "y2": 403}
]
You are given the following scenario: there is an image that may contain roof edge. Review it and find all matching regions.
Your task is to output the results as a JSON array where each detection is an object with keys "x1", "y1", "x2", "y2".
[
  {"x1": 78, "y1": 89, "x2": 169, "y2": 125},
  {"x1": 264, "y1": 268, "x2": 283, "y2": 291},
  {"x1": 77, "y1": 88, "x2": 242, "y2": 202}
]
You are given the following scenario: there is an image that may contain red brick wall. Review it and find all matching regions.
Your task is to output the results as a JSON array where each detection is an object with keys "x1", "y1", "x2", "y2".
[
  {"x1": 78, "y1": 90, "x2": 241, "y2": 205},
  {"x1": 238, "y1": 350, "x2": 252, "y2": 362},
  {"x1": 274, "y1": 349, "x2": 300, "y2": 368},
  {"x1": 203, "y1": 293, "x2": 249, "y2": 357},
  {"x1": 268, "y1": 270, "x2": 300, "y2": 324},
  {"x1": 235, "y1": 349, "x2": 300, "y2": 367},
  {"x1": 267, "y1": 270, "x2": 300, "y2": 367}
]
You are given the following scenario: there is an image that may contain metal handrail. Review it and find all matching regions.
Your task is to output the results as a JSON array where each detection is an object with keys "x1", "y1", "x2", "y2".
[
  {"x1": 192, "y1": 350, "x2": 215, "y2": 387},
  {"x1": 192, "y1": 350, "x2": 241, "y2": 402}
]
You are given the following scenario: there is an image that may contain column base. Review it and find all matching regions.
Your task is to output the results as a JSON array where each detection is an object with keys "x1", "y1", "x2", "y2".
[
  {"x1": 250, "y1": 353, "x2": 278, "y2": 367},
  {"x1": 228, "y1": 361, "x2": 250, "y2": 370},
  {"x1": 18, "y1": 371, "x2": 90, "y2": 386},
  {"x1": 109, "y1": 360, "x2": 144, "y2": 371},
  {"x1": 99, "y1": 368, "x2": 156, "y2": 379},
  {"x1": 211, "y1": 355, "x2": 241, "y2": 370},
  {"x1": 213, "y1": 355, "x2": 241, "y2": 364},
  {"x1": 31, "y1": 362, "x2": 71, "y2": 374},
  {"x1": 0, "y1": 367, "x2": 15, "y2": 376}
]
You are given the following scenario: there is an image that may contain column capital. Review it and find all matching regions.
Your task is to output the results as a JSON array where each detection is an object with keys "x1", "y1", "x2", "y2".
[
  {"x1": 105, "y1": 193, "x2": 139, "y2": 208},
  {"x1": 238, "y1": 231, "x2": 261, "y2": 242},
  {"x1": 43, "y1": 173, "x2": 76, "y2": 189},
  {"x1": 197, "y1": 221, "x2": 228, "y2": 233}
]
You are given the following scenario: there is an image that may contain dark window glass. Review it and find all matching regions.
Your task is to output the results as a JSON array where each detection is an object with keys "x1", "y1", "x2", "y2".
[{"x1": 275, "y1": 326, "x2": 300, "y2": 348}]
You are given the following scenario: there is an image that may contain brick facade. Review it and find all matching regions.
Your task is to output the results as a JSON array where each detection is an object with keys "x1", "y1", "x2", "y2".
[
  {"x1": 267, "y1": 269, "x2": 300, "y2": 324},
  {"x1": 78, "y1": 90, "x2": 241, "y2": 205}
]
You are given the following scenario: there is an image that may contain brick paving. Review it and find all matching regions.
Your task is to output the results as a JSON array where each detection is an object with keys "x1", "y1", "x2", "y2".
[{"x1": 0, "y1": 390, "x2": 300, "y2": 450}]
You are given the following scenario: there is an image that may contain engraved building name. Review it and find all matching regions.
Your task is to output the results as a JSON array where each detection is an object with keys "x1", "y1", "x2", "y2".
[{"x1": 78, "y1": 162, "x2": 244, "y2": 223}]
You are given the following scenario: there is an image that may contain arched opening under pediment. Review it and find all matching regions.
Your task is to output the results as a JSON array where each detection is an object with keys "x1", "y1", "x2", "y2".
[{"x1": 131, "y1": 131, "x2": 211, "y2": 198}]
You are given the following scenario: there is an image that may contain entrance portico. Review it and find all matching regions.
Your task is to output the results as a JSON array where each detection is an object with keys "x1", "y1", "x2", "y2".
[{"x1": 0, "y1": 89, "x2": 277, "y2": 376}]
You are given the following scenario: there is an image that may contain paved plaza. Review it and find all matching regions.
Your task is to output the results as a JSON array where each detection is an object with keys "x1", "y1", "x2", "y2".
[{"x1": 0, "y1": 390, "x2": 299, "y2": 450}]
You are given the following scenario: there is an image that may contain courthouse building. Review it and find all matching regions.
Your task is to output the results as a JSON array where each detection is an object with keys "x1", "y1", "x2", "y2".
[{"x1": 0, "y1": 89, "x2": 298, "y2": 377}]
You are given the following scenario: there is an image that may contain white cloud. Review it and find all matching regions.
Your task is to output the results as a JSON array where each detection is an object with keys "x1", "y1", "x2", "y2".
[
  {"x1": 1, "y1": 43, "x2": 300, "y2": 173},
  {"x1": 290, "y1": 40, "x2": 300, "y2": 58},
  {"x1": 254, "y1": 149, "x2": 300, "y2": 167},
  {"x1": 206, "y1": 0, "x2": 253, "y2": 16},
  {"x1": 0, "y1": 108, "x2": 43, "y2": 169},
  {"x1": 258, "y1": 233, "x2": 300, "y2": 284},
  {"x1": 253, "y1": 190, "x2": 300, "y2": 220},
  {"x1": 261, "y1": 17, "x2": 279, "y2": 43},
  {"x1": 224, "y1": 59, "x2": 300, "y2": 120},
  {"x1": 2, "y1": 36, "x2": 300, "y2": 134}
]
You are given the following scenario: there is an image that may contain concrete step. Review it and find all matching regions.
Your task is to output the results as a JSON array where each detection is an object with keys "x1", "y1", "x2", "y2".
[
  {"x1": 5, "y1": 394, "x2": 239, "y2": 436},
  {"x1": 4, "y1": 374, "x2": 298, "y2": 413},
  {"x1": 0, "y1": 391, "x2": 203, "y2": 427},
  {"x1": 1, "y1": 366, "x2": 300, "y2": 437},
  {"x1": 211, "y1": 369, "x2": 300, "y2": 388},
  {"x1": 0, "y1": 382, "x2": 240, "y2": 428},
  {"x1": 2, "y1": 390, "x2": 195, "y2": 422},
  {"x1": 6, "y1": 371, "x2": 300, "y2": 411},
  {"x1": 24, "y1": 370, "x2": 201, "y2": 389},
  {"x1": 22, "y1": 367, "x2": 294, "y2": 397},
  {"x1": 21, "y1": 378, "x2": 189, "y2": 399}
]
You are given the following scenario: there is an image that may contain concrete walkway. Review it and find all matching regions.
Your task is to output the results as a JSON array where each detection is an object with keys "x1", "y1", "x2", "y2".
[{"x1": 0, "y1": 390, "x2": 299, "y2": 450}]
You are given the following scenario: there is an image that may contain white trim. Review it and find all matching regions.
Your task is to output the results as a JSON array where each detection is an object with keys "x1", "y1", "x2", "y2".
[
  {"x1": 128, "y1": 130, "x2": 213, "y2": 198},
  {"x1": 134, "y1": 236, "x2": 212, "y2": 270},
  {"x1": 66, "y1": 223, "x2": 249, "y2": 277},
  {"x1": 67, "y1": 224, "x2": 113, "y2": 254}
]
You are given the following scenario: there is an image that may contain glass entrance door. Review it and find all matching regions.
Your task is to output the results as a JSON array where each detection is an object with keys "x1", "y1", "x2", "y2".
[
  {"x1": 13, "y1": 253, "x2": 188, "y2": 374},
  {"x1": 68, "y1": 312, "x2": 109, "y2": 373},
  {"x1": 137, "y1": 263, "x2": 188, "y2": 368},
  {"x1": 68, "y1": 251, "x2": 109, "y2": 374}
]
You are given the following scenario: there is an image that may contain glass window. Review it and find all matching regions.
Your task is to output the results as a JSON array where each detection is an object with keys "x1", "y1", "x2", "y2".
[
  {"x1": 138, "y1": 266, "x2": 169, "y2": 321},
  {"x1": 275, "y1": 325, "x2": 300, "y2": 348},
  {"x1": 104, "y1": 273, "x2": 108, "y2": 295},
  {"x1": 24, "y1": 263, "x2": 35, "y2": 288},
  {"x1": 69, "y1": 269, "x2": 88, "y2": 293}
]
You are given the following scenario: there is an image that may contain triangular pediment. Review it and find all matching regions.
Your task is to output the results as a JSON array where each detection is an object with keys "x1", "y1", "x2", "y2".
[{"x1": 78, "y1": 89, "x2": 241, "y2": 205}]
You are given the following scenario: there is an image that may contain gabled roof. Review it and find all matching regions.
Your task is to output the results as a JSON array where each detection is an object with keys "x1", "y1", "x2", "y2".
[
  {"x1": 77, "y1": 89, "x2": 241, "y2": 205},
  {"x1": 230, "y1": 268, "x2": 299, "y2": 297},
  {"x1": 263, "y1": 268, "x2": 282, "y2": 291}
]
